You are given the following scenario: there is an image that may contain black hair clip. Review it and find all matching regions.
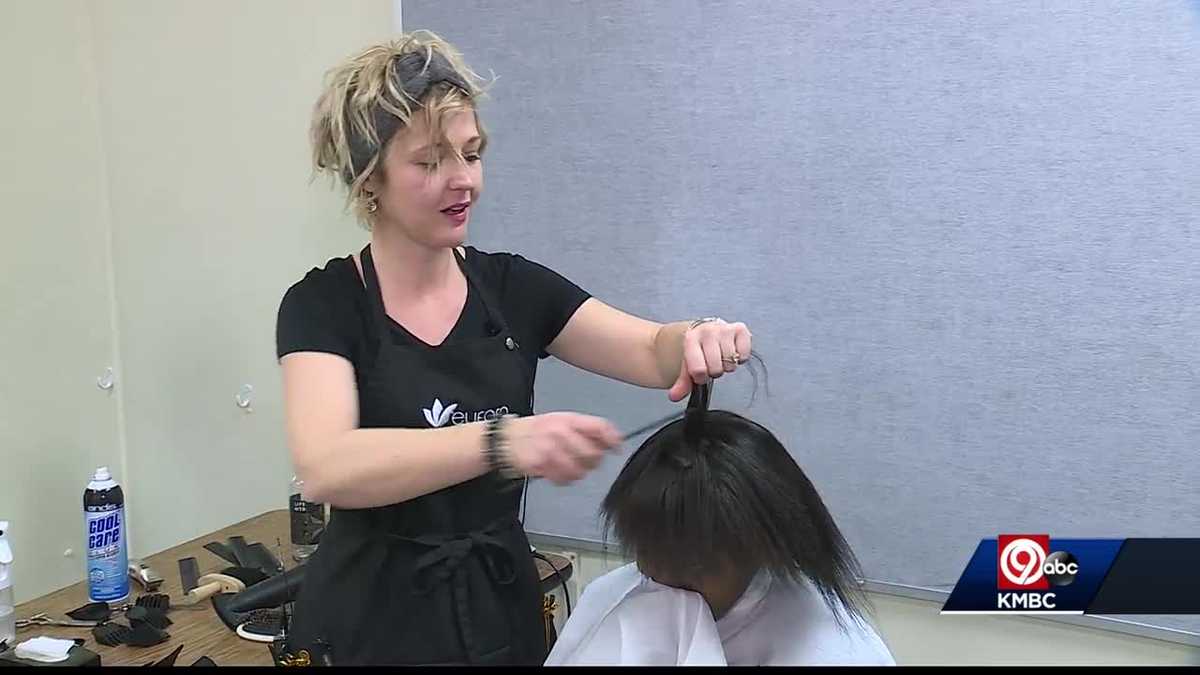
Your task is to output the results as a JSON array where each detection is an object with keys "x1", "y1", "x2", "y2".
[
  {"x1": 682, "y1": 381, "x2": 712, "y2": 442},
  {"x1": 687, "y1": 381, "x2": 712, "y2": 415}
]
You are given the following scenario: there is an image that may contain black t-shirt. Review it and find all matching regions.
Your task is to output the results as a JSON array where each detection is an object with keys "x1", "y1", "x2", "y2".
[{"x1": 275, "y1": 247, "x2": 591, "y2": 374}]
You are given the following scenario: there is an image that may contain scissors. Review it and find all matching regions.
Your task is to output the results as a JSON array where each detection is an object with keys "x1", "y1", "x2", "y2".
[
  {"x1": 15, "y1": 613, "x2": 101, "y2": 628},
  {"x1": 500, "y1": 381, "x2": 712, "y2": 491}
]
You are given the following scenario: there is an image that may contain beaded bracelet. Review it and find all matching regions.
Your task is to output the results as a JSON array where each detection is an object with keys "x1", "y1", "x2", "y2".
[{"x1": 484, "y1": 414, "x2": 520, "y2": 479}]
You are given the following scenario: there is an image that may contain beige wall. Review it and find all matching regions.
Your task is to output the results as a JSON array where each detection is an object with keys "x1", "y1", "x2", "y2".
[
  {"x1": 0, "y1": 0, "x2": 123, "y2": 603},
  {"x1": 89, "y1": 0, "x2": 384, "y2": 558},
  {"x1": 1, "y1": 0, "x2": 389, "y2": 602}
]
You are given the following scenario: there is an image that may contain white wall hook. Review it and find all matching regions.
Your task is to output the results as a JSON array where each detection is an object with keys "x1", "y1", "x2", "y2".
[
  {"x1": 96, "y1": 367, "x2": 115, "y2": 391},
  {"x1": 235, "y1": 384, "x2": 254, "y2": 412}
]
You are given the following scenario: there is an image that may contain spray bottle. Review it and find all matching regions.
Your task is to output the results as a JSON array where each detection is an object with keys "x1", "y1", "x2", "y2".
[
  {"x1": 84, "y1": 467, "x2": 129, "y2": 603},
  {"x1": 0, "y1": 521, "x2": 14, "y2": 647}
]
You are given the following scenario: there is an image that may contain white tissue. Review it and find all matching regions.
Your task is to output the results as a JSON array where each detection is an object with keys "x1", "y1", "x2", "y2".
[{"x1": 14, "y1": 636, "x2": 74, "y2": 663}]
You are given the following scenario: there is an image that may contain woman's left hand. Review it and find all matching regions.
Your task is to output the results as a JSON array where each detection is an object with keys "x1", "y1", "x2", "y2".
[{"x1": 668, "y1": 318, "x2": 753, "y2": 402}]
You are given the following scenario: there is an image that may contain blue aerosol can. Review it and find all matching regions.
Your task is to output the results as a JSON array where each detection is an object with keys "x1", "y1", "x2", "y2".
[{"x1": 84, "y1": 467, "x2": 129, "y2": 603}]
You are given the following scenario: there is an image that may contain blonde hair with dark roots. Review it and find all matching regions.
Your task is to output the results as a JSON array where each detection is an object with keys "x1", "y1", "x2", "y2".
[{"x1": 310, "y1": 30, "x2": 491, "y2": 225}]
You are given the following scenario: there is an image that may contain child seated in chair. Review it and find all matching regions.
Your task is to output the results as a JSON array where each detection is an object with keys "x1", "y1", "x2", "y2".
[{"x1": 545, "y1": 403, "x2": 896, "y2": 666}]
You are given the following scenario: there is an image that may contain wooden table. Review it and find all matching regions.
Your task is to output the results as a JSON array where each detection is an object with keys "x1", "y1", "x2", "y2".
[{"x1": 12, "y1": 509, "x2": 571, "y2": 666}]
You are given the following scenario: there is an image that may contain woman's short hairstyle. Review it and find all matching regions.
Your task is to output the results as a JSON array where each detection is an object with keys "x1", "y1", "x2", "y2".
[
  {"x1": 602, "y1": 392, "x2": 871, "y2": 628},
  {"x1": 309, "y1": 30, "x2": 490, "y2": 224}
]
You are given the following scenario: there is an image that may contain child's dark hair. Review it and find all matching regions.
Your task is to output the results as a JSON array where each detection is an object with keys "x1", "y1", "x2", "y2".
[{"x1": 600, "y1": 381, "x2": 870, "y2": 628}]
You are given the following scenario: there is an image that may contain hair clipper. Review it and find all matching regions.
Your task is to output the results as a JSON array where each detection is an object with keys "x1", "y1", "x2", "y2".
[{"x1": 128, "y1": 559, "x2": 164, "y2": 593}]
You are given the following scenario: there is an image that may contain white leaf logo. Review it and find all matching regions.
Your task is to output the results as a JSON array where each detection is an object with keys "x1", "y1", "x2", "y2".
[{"x1": 422, "y1": 398, "x2": 458, "y2": 427}]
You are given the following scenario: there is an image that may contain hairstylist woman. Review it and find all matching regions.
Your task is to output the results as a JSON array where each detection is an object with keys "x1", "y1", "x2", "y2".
[{"x1": 275, "y1": 31, "x2": 754, "y2": 666}]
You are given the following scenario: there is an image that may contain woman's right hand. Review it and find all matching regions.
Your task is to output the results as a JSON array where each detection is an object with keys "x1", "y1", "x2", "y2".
[{"x1": 504, "y1": 412, "x2": 623, "y2": 485}]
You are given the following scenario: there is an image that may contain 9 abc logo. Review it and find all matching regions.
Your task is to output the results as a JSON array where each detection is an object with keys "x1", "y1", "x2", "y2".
[{"x1": 997, "y1": 534, "x2": 1078, "y2": 591}]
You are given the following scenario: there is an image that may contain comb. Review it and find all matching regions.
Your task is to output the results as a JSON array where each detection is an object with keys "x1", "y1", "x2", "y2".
[
  {"x1": 498, "y1": 405, "x2": 692, "y2": 494},
  {"x1": 621, "y1": 410, "x2": 685, "y2": 441},
  {"x1": 135, "y1": 593, "x2": 170, "y2": 612}
]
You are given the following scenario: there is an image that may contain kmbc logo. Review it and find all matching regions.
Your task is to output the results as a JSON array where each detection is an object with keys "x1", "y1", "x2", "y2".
[{"x1": 997, "y1": 534, "x2": 1079, "y2": 591}]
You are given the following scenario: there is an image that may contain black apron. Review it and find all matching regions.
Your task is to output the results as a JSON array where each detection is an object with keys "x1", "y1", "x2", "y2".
[{"x1": 285, "y1": 245, "x2": 546, "y2": 665}]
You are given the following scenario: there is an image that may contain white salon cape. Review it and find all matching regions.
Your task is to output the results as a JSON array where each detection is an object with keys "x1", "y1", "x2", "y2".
[{"x1": 545, "y1": 563, "x2": 896, "y2": 666}]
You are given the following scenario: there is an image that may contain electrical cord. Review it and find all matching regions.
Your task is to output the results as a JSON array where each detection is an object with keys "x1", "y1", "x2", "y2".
[{"x1": 531, "y1": 551, "x2": 571, "y2": 618}]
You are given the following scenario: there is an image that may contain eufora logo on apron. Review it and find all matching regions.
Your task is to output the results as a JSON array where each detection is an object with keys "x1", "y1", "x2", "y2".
[{"x1": 422, "y1": 398, "x2": 511, "y2": 427}]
